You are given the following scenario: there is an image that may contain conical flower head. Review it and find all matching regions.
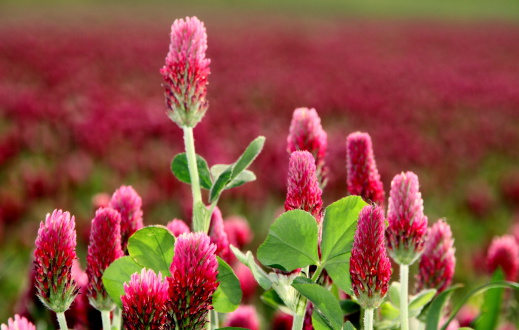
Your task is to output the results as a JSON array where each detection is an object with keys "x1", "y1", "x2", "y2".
[
  {"x1": 86, "y1": 207, "x2": 124, "y2": 311},
  {"x1": 386, "y1": 171, "x2": 428, "y2": 265},
  {"x1": 486, "y1": 235, "x2": 519, "y2": 281},
  {"x1": 109, "y1": 185, "x2": 143, "y2": 253},
  {"x1": 287, "y1": 107, "x2": 328, "y2": 187},
  {"x1": 346, "y1": 132, "x2": 385, "y2": 205},
  {"x1": 1, "y1": 315, "x2": 36, "y2": 330},
  {"x1": 166, "y1": 218, "x2": 190, "y2": 237},
  {"x1": 223, "y1": 305, "x2": 260, "y2": 330},
  {"x1": 210, "y1": 206, "x2": 231, "y2": 263},
  {"x1": 350, "y1": 205, "x2": 392, "y2": 309},
  {"x1": 415, "y1": 220, "x2": 456, "y2": 293},
  {"x1": 160, "y1": 16, "x2": 211, "y2": 128},
  {"x1": 33, "y1": 209, "x2": 79, "y2": 313},
  {"x1": 168, "y1": 232, "x2": 218, "y2": 330},
  {"x1": 285, "y1": 151, "x2": 323, "y2": 222},
  {"x1": 121, "y1": 268, "x2": 170, "y2": 330}
]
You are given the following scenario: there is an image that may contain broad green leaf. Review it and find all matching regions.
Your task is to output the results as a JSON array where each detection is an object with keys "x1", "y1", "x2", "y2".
[
  {"x1": 210, "y1": 164, "x2": 230, "y2": 179},
  {"x1": 209, "y1": 166, "x2": 233, "y2": 203},
  {"x1": 226, "y1": 170, "x2": 256, "y2": 189},
  {"x1": 409, "y1": 289, "x2": 437, "y2": 317},
  {"x1": 102, "y1": 256, "x2": 143, "y2": 308},
  {"x1": 213, "y1": 257, "x2": 242, "y2": 313},
  {"x1": 339, "y1": 300, "x2": 360, "y2": 315},
  {"x1": 323, "y1": 258, "x2": 352, "y2": 295},
  {"x1": 127, "y1": 226, "x2": 175, "y2": 277},
  {"x1": 230, "y1": 136, "x2": 265, "y2": 181},
  {"x1": 343, "y1": 321, "x2": 357, "y2": 330},
  {"x1": 261, "y1": 289, "x2": 292, "y2": 314},
  {"x1": 425, "y1": 284, "x2": 463, "y2": 330},
  {"x1": 312, "y1": 308, "x2": 333, "y2": 330},
  {"x1": 388, "y1": 282, "x2": 401, "y2": 307},
  {"x1": 381, "y1": 301, "x2": 400, "y2": 320},
  {"x1": 171, "y1": 153, "x2": 212, "y2": 190},
  {"x1": 257, "y1": 210, "x2": 319, "y2": 272},
  {"x1": 475, "y1": 269, "x2": 504, "y2": 330},
  {"x1": 292, "y1": 277, "x2": 343, "y2": 330},
  {"x1": 230, "y1": 245, "x2": 272, "y2": 290}
]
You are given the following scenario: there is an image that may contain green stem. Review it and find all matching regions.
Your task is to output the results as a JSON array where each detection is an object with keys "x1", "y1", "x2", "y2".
[
  {"x1": 56, "y1": 312, "x2": 68, "y2": 330},
  {"x1": 183, "y1": 126, "x2": 204, "y2": 232},
  {"x1": 207, "y1": 309, "x2": 219, "y2": 329},
  {"x1": 400, "y1": 264, "x2": 409, "y2": 330},
  {"x1": 291, "y1": 310, "x2": 305, "y2": 330},
  {"x1": 112, "y1": 306, "x2": 122, "y2": 329},
  {"x1": 364, "y1": 308, "x2": 374, "y2": 330},
  {"x1": 101, "y1": 310, "x2": 111, "y2": 330},
  {"x1": 311, "y1": 264, "x2": 324, "y2": 282}
]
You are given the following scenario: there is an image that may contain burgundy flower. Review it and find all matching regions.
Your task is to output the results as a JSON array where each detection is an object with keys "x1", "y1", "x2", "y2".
[
  {"x1": 0, "y1": 315, "x2": 36, "y2": 330},
  {"x1": 350, "y1": 205, "x2": 392, "y2": 309},
  {"x1": 223, "y1": 215, "x2": 253, "y2": 250},
  {"x1": 168, "y1": 232, "x2": 218, "y2": 329},
  {"x1": 33, "y1": 209, "x2": 79, "y2": 313},
  {"x1": 272, "y1": 311, "x2": 293, "y2": 330},
  {"x1": 346, "y1": 132, "x2": 385, "y2": 205},
  {"x1": 166, "y1": 218, "x2": 190, "y2": 237},
  {"x1": 287, "y1": 107, "x2": 328, "y2": 187},
  {"x1": 86, "y1": 207, "x2": 124, "y2": 311},
  {"x1": 210, "y1": 207, "x2": 231, "y2": 263},
  {"x1": 109, "y1": 185, "x2": 143, "y2": 252},
  {"x1": 415, "y1": 220, "x2": 456, "y2": 293},
  {"x1": 160, "y1": 16, "x2": 211, "y2": 128},
  {"x1": 122, "y1": 269, "x2": 170, "y2": 330},
  {"x1": 223, "y1": 305, "x2": 260, "y2": 330},
  {"x1": 486, "y1": 235, "x2": 519, "y2": 281},
  {"x1": 385, "y1": 172, "x2": 428, "y2": 265}
]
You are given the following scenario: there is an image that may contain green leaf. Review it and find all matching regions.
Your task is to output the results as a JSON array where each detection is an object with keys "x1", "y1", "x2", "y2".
[
  {"x1": 343, "y1": 321, "x2": 357, "y2": 330},
  {"x1": 380, "y1": 301, "x2": 400, "y2": 320},
  {"x1": 230, "y1": 245, "x2": 272, "y2": 290},
  {"x1": 260, "y1": 289, "x2": 293, "y2": 315},
  {"x1": 257, "y1": 210, "x2": 319, "y2": 272},
  {"x1": 171, "y1": 153, "x2": 212, "y2": 190},
  {"x1": 102, "y1": 256, "x2": 143, "y2": 308},
  {"x1": 292, "y1": 277, "x2": 343, "y2": 330},
  {"x1": 213, "y1": 257, "x2": 242, "y2": 313},
  {"x1": 230, "y1": 136, "x2": 265, "y2": 181},
  {"x1": 312, "y1": 308, "x2": 333, "y2": 330},
  {"x1": 209, "y1": 165, "x2": 233, "y2": 203},
  {"x1": 127, "y1": 226, "x2": 175, "y2": 277},
  {"x1": 425, "y1": 284, "x2": 463, "y2": 330},
  {"x1": 339, "y1": 300, "x2": 360, "y2": 315},
  {"x1": 474, "y1": 269, "x2": 504, "y2": 330},
  {"x1": 388, "y1": 282, "x2": 401, "y2": 308},
  {"x1": 323, "y1": 260, "x2": 352, "y2": 295},
  {"x1": 210, "y1": 165, "x2": 257, "y2": 189},
  {"x1": 409, "y1": 289, "x2": 437, "y2": 317}
]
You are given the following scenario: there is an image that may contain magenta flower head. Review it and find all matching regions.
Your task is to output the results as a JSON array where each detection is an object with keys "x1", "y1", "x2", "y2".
[
  {"x1": 223, "y1": 305, "x2": 260, "y2": 330},
  {"x1": 86, "y1": 207, "x2": 124, "y2": 311},
  {"x1": 285, "y1": 151, "x2": 323, "y2": 222},
  {"x1": 1, "y1": 315, "x2": 36, "y2": 330},
  {"x1": 486, "y1": 235, "x2": 519, "y2": 281},
  {"x1": 121, "y1": 268, "x2": 169, "y2": 330},
  {"x1": 223, "y1": 215, "x2": 253, "y2": 250},
  {"x1": 346, "y1": 132, "x2": 385, "y2": 205},
  {"x1": 33, "y1": 209, "x2": 79, "y2": 313},
  {"x1": 109, "y1": 185, "x2": 143, "y2": 252},
  {"x1": 415, "y1": 219, "x2": 456, "y2": 293},
  {"x1": 160, "y1": 16, "x2": 210, "y2": 128},
  {"x1": 166, "y1": 218, "x2": 190, "y2": 237},
  {"x1": 350, "y1": 205, "x2": 392, "y2": 309},
  {"x1": 385, "y1": 171, "x2": 428, "y2": 265},
  {"x1": 168, "y1": 232, "x2": 218, "y2": 329},
  {"x1": 287, "y1": 107, "x2": 328, "y2": 186},
  {"x1": 210, "y1": 206, "x2": 231, "y2": 263}
]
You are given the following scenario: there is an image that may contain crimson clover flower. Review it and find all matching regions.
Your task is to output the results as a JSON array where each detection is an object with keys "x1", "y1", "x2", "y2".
[
  {"x1": 486, "y1": 235, "x2": 519, "y2": 281},
  {"x1": 166, "y1": 218, "x2": 190, "y2": 237},
  {"x1": 223, "y1": 305, "x2": 260, "y2": 330},
  {"x1": 1, "y1": 315, "x2": 36, "y2": 330},
  {"x1": 109, "y1": 185, "x2": 143, "y2": 252}
]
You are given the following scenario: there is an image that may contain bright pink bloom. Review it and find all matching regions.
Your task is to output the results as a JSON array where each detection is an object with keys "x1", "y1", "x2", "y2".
[
  {"x1": 1, "y1": 315, "x2": 35, "y2": 330},
  {"x1": 166, "y1": 218, "x2": 190, "y2": 237},
  {"x1": 234, "y1": 261, "x2": 258, "y2": 302},
  {"x1": 109, "y1": 185, "x2": 143, "y2": 252},
  {"x1": 121, "y1": 269, "x2": 170, "y2": 330},
  {"x1": 287, "y1": 107, "x2": 328, "y2": 186},
  {"x1": 210, "y1": 207, "x2": 231, "y2": 263},
  {"x1": 386, "y1": 171, "x2": 428, "y2": 265},
  {"x1": 415, "y1": 220, "x2": 455, "y2": 293},
  {"x1": 86, "y1": 207, "x2": 124, "y2": 311},
  {"x1": 91, "y1": 192, "x2": 110, "y2": 210},
  {"x1": 456, "y1": 305, "x2": 478, "y2": 327},
  {"x1": 160, "y1": 16, "x2": 211, "y2": 128},
  {"x1": 350, "y1": 205, "x2": 392, "y2": 309},
  {"x1": 223, "y1": 305, "x2": 260, "y2": 330},
  {"x1": 223, "y1": 215, "x2": 253, "y2": 249},
  {"x1": 168, "y1": 232, "x2": 218, "y2": 329},
  {"x1": 33, "y1": 209, "x2": 78, "y2": 313},
  {"x1": 346, "y1": 132, "x2": 385, "y2": 205},
  {"x1": 486, "y1": 235, "x2": 519, "y2": 281}
]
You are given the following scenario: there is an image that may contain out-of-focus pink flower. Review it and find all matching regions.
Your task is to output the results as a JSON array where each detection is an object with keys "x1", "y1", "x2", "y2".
[
  {"x1": 0, "y1": 315, "x2": 35, "y2": 330},
  {"x1": 511, "y1": 223, "x2": 519, "y2": 244},
  {"x1": 486, "y1": 235, "x2": 519, "y2": 281},
  {"x1": 168, "y1": 232, "x2": 218, "y2": 329},
  {"x1": 233, "y1": 262, "x2": 257, "y2": 302},
  {"x1": 91, "y1": 193, "x2": 111, "y2": 210},
  {"x1": 166, "y1": 218, "x2": 190, "y2": 237},
  {"x1": 272, "y1": 311, "x2": 293, "y2": 330},
  {"x1": 224, "y1": 215, "x2": 253, "y2": 250},
  {"x1": 456, "y1": 305, "x2": 478, "y2": 327},
  {"x1": 499, "y1": 322, "x2": 518, "y2": 330},
  {"x1": 386, "y1": 171, "x2": 428, "y2": 265},
  {"x1": 209, "y1": 207, "x2": 231, "y2": 263},
  {"x1": 86, "y1": 207, "x2": 124, "y2": 311},
  {"x1": 109, "y1": 185, "x2": 144, "y2": 252},
  {"x1": 415, "y1": 220, "x2": 456, "y2": 294},
  {"x1": 440, "y1": 316, "x2": 460, "y2": 330},
  {"x1": 346, "y1": 132, "x2": 385, "y2": 205},
  {"x1": 223, "y1": 305, "x2": 260, "y2": 330},
  {"x1": 121, "y1": 269, "x2": 169, "y2": 330},
  {"x1": 350, "y1": 205, "x2": 392, "y2": 309},
  {"x1": 287, "y1": 107, "x2": 328, "y2": 187},
  {"x1": 33, "y1": 209, "x2": 79, "y2": 313},
  {"x1": 160, "y1": 16, "x2": 211, "y2": 128}
]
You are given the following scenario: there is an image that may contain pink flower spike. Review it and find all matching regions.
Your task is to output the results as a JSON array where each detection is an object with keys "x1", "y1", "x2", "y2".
[
  {"x1": 1, "y1": 315, "x2": 36, "y2": 330},
  {"x1": 166, "y1": 218, "x2": 190, "y2": 237},
  {"x1": 386, "y1": 171, "x2": 428, "y2": 265},
  {"x1": 350, "y1": 205, "x2": 392, "y2": 309},
  {"x1": 33, "y1": 209, "x2": 79, "y2": 313},
  {"x1": 160, "y1": 16, "x2": 211, "y2": 128},
  {"x1": 210, "y1": 206, "x2": 231, "y2": 263},
  {"x1": 287, "y1": 107, "x2": 328, "y2": 187},
  {"x1": 415, "y1": 219, "x2": 456, "y2": 293},
  {"x1": 109, "y1": 185, "x2": 143, "y2": 252},
  {"x1": 121, "y1": 269, "x2": 169, "y2": 330},
  {"x1": 223, "y1": 215, "x2": 253, "y2": 250},
  {"x1": 486, "y1": 235, "x2": 519, "y2": 281},
  {"x1": 346, "y1": 132, "x2": 385, "y2": 205},
  {"x1": 223, "y1": 305, "x2": 260, "y2": 330},
  {"x1": 86, "y1": 207, "x2": 124, "y2": 311},
  {"x1": 168, "y1": 232, "x2": 218, "y2": 329}
]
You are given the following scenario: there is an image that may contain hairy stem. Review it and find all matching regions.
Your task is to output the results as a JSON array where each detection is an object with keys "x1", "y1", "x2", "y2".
[
  {"x1": 292, "y1": 309, "x2": 306, "y2": 330},
  {"x1": 112, "y1": 306, "x2": 122, "y2": 329},
  {"x1": 56, "y1": 312, "x2": 68, "y2": 330},
  {"x1": 101, "y1": 310, "x2": 111, "y2": 330},
  {"x1": 183, "y1": 127, "x2": 204, "y2": 232},
  {"x1": 364, "y1": 308, "x2": 374, "y2": 330},
  {"x1": 400, "y1": 264, "x2": 409, "y2": 330}
]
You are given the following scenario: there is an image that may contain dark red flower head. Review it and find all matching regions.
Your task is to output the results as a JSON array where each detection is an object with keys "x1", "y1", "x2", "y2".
[
  {"x1": 486, "y1": 235, "x2": 519, "y2": 281},
  {"x1": 109, "y1": 185, "x2": 143, "y2": 253},
  {"x1": 166, "y1": 218, "x2": 190, "y2": 237}
]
